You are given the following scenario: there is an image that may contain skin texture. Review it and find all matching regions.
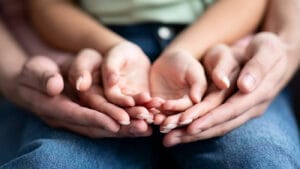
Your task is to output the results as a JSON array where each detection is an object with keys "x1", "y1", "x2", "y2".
[
  {"x1": 162, "y1": 0, "x2": 300, "y2": 147},
  {"x1": 1, "y1": 0, "x2": 298, "y2": 148},
  {"x1": 0, "y1": 5, "x2": 152, "y2": 138},
  {"x1": 26, "y1": 0, "x2": 268, "y2": 120}
]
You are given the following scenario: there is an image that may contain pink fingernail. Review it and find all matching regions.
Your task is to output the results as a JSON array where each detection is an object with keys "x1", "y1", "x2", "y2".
[
  {"x1": 76, "y1": 76, "x2": 83, "y2": 91},
  {"x1": 221, "y1": 76, "x2": 230, "y2": 88},
  {"x1": 243, "y1": 73, "x2": 256, "y2": 91},
  {"x1": 120, "y1": 120, "x2": 130, "y2": 126},
  {"x1": 179, "y1": 118, "x2": 193, "y2": 125}
]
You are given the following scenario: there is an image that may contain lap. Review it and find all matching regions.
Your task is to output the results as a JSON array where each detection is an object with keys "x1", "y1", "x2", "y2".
[
  {"x1": 0, "y1": 100, "x2": 161, "y2": 169},
  {"x1": 1, "y1": 89, "x2": 299, "y2": 169},
  {"x1": 170, "y1": 90, "x2": 300, "y2": 169}
]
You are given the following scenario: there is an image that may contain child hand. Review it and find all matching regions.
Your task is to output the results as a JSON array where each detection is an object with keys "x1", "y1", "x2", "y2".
[
  {"x1": 68, "y1": 49, "x2": 154, "y2": 126},
  {"x1": 101, "y1": 41, "x2": 152, "y2": 108},
  {"x1": 160, "y1": 44, "x2": 241, "y2": 134},
  {"x1": 150, "y1": 50, "x2": 207, "y2": 132}
]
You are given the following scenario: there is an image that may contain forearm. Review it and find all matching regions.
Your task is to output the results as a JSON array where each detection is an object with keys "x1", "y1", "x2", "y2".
[
  {"x1": 27, "y1": 0, "x2": 124, "y2": 54},
  {"x1": 164, "y1": 0, "x2": 268, "y2": 59},
  {"x1": 263, "y1": 0, "x2": 300, "y2": 79},
  {"x1": 0, "y1": 19, "x2": 27, "y2": 96}
]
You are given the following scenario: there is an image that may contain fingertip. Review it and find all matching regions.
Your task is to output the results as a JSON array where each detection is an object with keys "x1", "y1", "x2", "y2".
[
  {"x1": 179, "y1": 117, "x2": 193, "y2": 126},
  {"x1": 75, "y1": 71, "x2": 92, "y2": 91},
  {"x1": 238, "y1": 73, "x2": 256, "y2": 93},
  {"x1": 153, "y1": 114, "x2": 165, "y2": 125},
  {"x1": 46, "y1": 73, "x2": 64, "y2": 96},
  {"x1": 162, "y1": 101, "x2": 173, "y2": 110},
  {"x1": 108, "y1": 124, "x2": 121, "y2": 133},
  {"x1": 162, "y1": 131, "x2": 182, "y2": 147},
  {"x1": 124, "y1": 97, "x2": 135, "y2": 107},
  {"x1": 212, "y1": 71, "x2": 230, "y2": 90},
  {"x1": 190, "y1": 85, "x2": 202, "y2": 103},
  {"x1": 221, "y1": 75, "x2": 230, "y2": 89}
]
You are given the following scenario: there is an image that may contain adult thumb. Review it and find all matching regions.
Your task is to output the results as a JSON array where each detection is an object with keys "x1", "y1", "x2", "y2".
[{"x1": 19, "y1": 56, "x2": 64, "y2": 96}]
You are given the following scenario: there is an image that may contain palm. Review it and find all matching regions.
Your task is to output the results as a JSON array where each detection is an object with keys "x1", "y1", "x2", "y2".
[
  {"x1": 103, "y1": 42, "x2": 151, "y2": 106},
  {"x1": 150, "y1": 52, "x2": 206, "y2": 111},
  {"x1": 118, "y1": 52, "x2": 150, "y2": 96}
]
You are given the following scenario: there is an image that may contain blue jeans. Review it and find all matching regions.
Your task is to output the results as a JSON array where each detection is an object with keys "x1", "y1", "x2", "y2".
[{"x1": 1, "y1": 24, "x2": 300, "y2": 169}]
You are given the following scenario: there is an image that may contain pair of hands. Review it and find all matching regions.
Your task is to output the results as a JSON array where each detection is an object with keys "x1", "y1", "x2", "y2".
[
  {"x1": 6, "y1": 32, "x2": 294, "y2": 147},
  {"x1": 99, "y1": 41, "x2": 208, "y2": 133}
]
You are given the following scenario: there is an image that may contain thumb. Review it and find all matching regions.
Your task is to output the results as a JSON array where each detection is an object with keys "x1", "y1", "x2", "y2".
[
  {"x1": 19, "y1": 56, "x2": 64, "y2": 96},
  {"x1": 69, "y1": 49, "x2": 103, "y2": 91},
  {"x1": 237, "y1": 33, "x2": 284, "y2": 93},
  {"x1": 186, "y1": 61, "x2": 207, "y2": 103}
]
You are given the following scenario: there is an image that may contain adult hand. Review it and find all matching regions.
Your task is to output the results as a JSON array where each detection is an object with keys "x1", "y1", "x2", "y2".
[
  {"x1": 16, "y1": 53, "x2": 152, "y2": 138},
  {"x1": 164, "y1": 32, "x2": 299, "y2": 147},
  {"x1": 102, "y1": 41, "x2": 152, "y2": 107}
]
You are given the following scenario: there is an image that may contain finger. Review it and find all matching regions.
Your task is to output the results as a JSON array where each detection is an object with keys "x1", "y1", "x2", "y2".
[
  {"x1": 163, "y1": 128, "x2": 185, "y2": 147},
  {"x1": 204, "y1": 44, "x2": 239, "y2": 90},
  {"x1": 179, "y1": 67, "x2": 240, "y2": 127},
  {"x1": 145, "y1": 97, "x2": 165, "y2": 109},
  {"x1": 171, "y1": 104, "x2": 267, "y2": 145},
  {"x1": 19, "y1": 85, "x2": 120, "y2": 133},
  {"x1": 160, "y1": 113, "x2": 181, "y2": 133},
  {"x1": 45, "y1": 117, "x2": 152, "y2": 138},
  {"x1": 237, "y1": 33, "x2": 284, "y2": 93},
  {"x1": 163, "y1": 94, "x2": 193, "y2": 111},
  {"x1": 102, "y1": 50, "x2": 135, "y2": 106},
  {"x1": 187, "y1": 91, "x2": 262, "y2": 134},
  {"x1": 102, "y1": 49, "x2": 126, "y2": 87},
  {"x1": 126, "y1": 106, "x2": 152, "y2": 123},
  {"x1": 186, "y1": 63, "x2": 207, "y2": 103},
  {"x1": 80, "y1": 86, "x2": 131, "y2": 126},
  {"x1": 69, "y1": 49, "x2": 102, "y2": 91},
  {"x1": 43, "y1": 117, "x2": 116, "y2": 138},
  {"x1": 178, "y1": 87, "x2": 227, "y2": 126},
  {"x1": 132, "y1": 92, "x2": 152, "y2": 105},
  {"x1": 19, "y1": 56, "x2": 64, "y2": 96},
  {"x1": 121, "y1": 120, "x2": 152, "y2": 137},
  {"x1": 105, "y1": 86, "x2": 135, "y2": 107},
  {"x1": 153, "y1": 114, "x2": 166, "y2": 125}
]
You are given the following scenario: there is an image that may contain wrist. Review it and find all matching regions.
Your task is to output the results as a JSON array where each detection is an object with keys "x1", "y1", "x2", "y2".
[
  {"x1": 85, "y1": 29, "x2": 126, "y2": 56},
  {"x1": 160, "y1": 48, "x2": 197, "y2": 60}
]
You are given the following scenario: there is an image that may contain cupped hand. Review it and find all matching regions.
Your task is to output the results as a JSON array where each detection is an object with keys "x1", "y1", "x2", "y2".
[
  {"x1": 164, "y1": 32, "x2": 299, "y2": 147},
  {"x1": 102, "y1": 41, "x2": 152, "y2": 107},
  {"x1": 159, "y1": 45, "x2": 240, "y2": 134},
  {"x1": 15, "y1": 51, "x2": 152, "y2": 138},
  {"x1": 67, "y1": 49, "x2": 153, "y2": 136},
  {"x1": 150, "y1": 50, "x2": 207, "y2": 113}
]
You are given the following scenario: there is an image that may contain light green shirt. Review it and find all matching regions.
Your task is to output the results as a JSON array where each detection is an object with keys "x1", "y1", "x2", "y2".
[{"x1": 78, "y1": 0, "x2": 215, "y2": 25}]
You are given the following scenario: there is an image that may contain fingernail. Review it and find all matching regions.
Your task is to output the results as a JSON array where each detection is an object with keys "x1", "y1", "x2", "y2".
[
  {"x1": 221, "y1": 76, "x2": 230, "y2": 88},
  {"x1": 120, "y1": 120, "x2": 130, "y2": 126},
  {"x1": 243, "y1": 73, "x2": 255, "y2": 91},
  {"x1": 137, "y1": 113, "x2": 148, "y2": 120},
  {"x1": 160, "y1": 124, "x2": 177, "y2": 133},
  {"x1": 179, "y1": 118, "x2": 193, "y2": 125},
  {"x1": 146, "y1": 117, "x2": 153, "y2": 124},
  {"x1": 150, "y1": 108, "x2": 160, "y2": 114},
  {"x1": 160, "y1": 128, "x2": 171, "y2": 133},
  {"x1": 76, "y1": 76, "x2": 83, "y2": 91}
]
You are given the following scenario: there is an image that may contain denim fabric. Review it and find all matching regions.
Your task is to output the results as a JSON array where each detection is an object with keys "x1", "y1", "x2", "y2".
[{"x1": 0, "y1": 24, "x2": 299, "y2": 169}]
